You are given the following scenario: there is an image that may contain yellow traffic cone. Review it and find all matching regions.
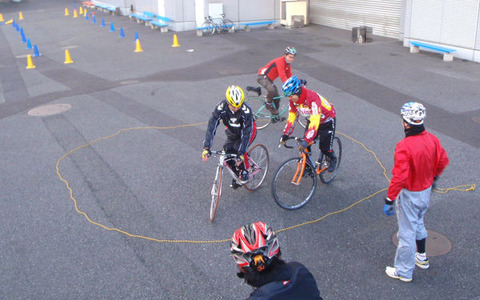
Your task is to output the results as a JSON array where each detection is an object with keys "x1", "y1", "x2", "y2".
[
  {"x1": 171, "y1": 34, "x2": 180, "y2": 47},
  {"x1": 5, "y1": 19, "x2": 13, "y2": 25},
  {"x1": 79, "y1": 6, "x2": 83, "y2": 15},
  {"x1": 26, "y1": 54, "x2": 36, "y2": 69},
  {"x1": 134, "y1": 39, "x2": 144, "y2": 52},
  {"x1": 84, "y1": 9, "x2": 87, "y2": 17},
  {"x1": 0, "y1": 14, "x2": 4, "y2": 22},
  {"x1": 65, "y1": 8, "x2": 69, "y2": 16},
  {"x1": 19, "y1": 12, "x2": 24, "y2": 20},
  {"x1": 73, "y1": 9, "x2": 78, "y2": 18},
  {"x1": 64, "y1": 49, "x2": 73, "y2": 64}
]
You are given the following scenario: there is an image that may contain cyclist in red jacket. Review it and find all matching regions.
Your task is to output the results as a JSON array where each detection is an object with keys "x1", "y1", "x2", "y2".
[
  {"x1": 384, "y1": 102, "x2": 449, "y2": 282},
  {"x1": 257, "y1": 47, "x2": 296, "y2": 120},
  {"x1": 279, "y1": 75, "x2": 337, "y2": 172}
]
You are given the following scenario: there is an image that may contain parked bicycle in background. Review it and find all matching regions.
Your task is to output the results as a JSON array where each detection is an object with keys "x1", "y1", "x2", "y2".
[{"x1": 201, "y1": 14, "x2": 234, "y2": 35}]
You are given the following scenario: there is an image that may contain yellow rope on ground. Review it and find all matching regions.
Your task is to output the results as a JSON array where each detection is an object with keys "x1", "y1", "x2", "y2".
[{"x1": 56, "y1": 125, "x2": 476, "y2": 244}]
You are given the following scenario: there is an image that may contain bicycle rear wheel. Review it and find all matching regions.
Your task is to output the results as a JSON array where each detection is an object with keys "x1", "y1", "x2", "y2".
[
  {"x1": 247, "y1": 97, "x2": 272, "y2": 129},
  {"x1": 272, "y1": 157, "x2": 317, "y2": 210},
  {"x1": 244, "y1": 144, "x2": 269, "y2": 191},
  {"x1": 222, "y1": 19, "x2": 234, "y2": 32},
  {"x1": 210, "y1": 166, "x2": 223, "y2": 222},
  {"x1": 319, "y1": 137, "x2": 342, "y2": 184},
  {"x1": 202, "y1": 21, "x2": 215, "y2": 35}
]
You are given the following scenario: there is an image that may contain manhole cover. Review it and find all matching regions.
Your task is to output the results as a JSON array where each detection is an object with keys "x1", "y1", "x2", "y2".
[
  {"x1": 392, "y1": 229, "x2": 451, "y2": 256},
  {"x1": 28, "y1": 104, "x2": 72, "y2": 117}
]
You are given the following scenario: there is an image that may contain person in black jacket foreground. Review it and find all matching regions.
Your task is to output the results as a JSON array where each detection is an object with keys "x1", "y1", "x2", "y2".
[{"x1": 231, "y1": 221, "x2": 323, "y2": 300}]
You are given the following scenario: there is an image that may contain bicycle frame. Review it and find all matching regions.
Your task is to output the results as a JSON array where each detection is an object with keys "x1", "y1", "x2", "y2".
[{"x1": 282, "y1": 138, "x2": 329, "y2": 185}]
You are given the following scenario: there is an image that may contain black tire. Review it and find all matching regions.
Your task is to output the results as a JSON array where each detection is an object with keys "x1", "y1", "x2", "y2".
[
  {"x1": 222, "y1": 19, "x2": 234, "y2": 32},
  {"x1": 202, "y1": 21, "x2": 215, "y2": 35},
  {"x1": 244, "y1": 144, "x2": 269, "y2": 191},
  {"x1": 247, "y1": 97, "x2": 271, "y2": 130},
  {"x1": 297, "y1": 113, "x2": 309, "y2": 128},
  {"x1": 210, "y1": 166, "x2": 222, "y2": 222},
  {"x1": 272, "y1": 157, "x2": 317, "y2": 210},
  {"x1": 319, "y1": 137, "x2": 342, "y2": 184}
]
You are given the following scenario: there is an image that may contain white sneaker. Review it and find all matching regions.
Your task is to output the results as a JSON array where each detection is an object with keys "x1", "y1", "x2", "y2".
[
  {"x1": 415, "y1": 252, "x2": 430, "y2": 269},
  {"x1": 385, "y1": 266, "x2": 412, "y2": 282}
]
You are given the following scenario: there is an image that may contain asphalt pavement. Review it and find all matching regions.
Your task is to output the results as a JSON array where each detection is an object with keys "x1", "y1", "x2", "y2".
[{"x1": 1, "y1": 0, "x2": 479, "y2": 299}]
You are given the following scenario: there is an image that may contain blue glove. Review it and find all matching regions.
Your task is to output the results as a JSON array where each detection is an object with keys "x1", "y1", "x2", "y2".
[
  {"x1": 384, "y1": 198, "x2": 395, "y2": 216},
  {"x1": 298, "y1": 141, "x2": 309, "y2": 152},
  {"x1": 432, "y1": 176, "x2": 438, "y2": 190}
]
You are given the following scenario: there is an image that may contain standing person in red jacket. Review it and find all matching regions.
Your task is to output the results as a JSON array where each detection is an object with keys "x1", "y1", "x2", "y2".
[
  {"x1": 257, "y1": 47, "x2": 297, "y2": 121},
  {"x1": 384, "y1": 102, "x2": 449, "y2": 282}
]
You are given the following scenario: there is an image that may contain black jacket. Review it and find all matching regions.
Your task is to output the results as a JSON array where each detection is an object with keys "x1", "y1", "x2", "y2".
[
  {"x1": 203, "y1": 100, "x2": 254, "y2": 154},
  {"x1": 247, "y1": 262, "x2": 322, "y2": 300}
]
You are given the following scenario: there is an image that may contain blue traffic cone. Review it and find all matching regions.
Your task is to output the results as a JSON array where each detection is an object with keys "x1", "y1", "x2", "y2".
[
  {"x1": 33, "y1": 44, "x2": 41, "y2": 57},
  {"x1": 135, "y1": 31, "x2": 139, "y2": 41},
  {"x1": 85, "y1": 13, "x2": 89, "y2": 21},
  {"x1": 109, "y1": 22, "x2": 115, "y2": 32},
  {"x1": 16, "y1": 23, "x2": 20, "y2": 31},
  {"x1": 119, "y1": 27, "x2": 125, "y2": 37},
  {"x1": 92, "y1": 14, "x2": 96, "y2": 24},
  {"x1": 26, "y1": 38, "x2": 32, "y2": 49},
  {"x1": 20, "y1": 28, "x2": 26, "y2": 42},
  {"x1": 73, "y1": 2, "x2": 76, "y2": 9},
  {"x1": 100, "y1": 18, "x2": 105, "y2": 27},
  {"x1": 12, "y1": 19, "x2": 16, "y2": 28}
]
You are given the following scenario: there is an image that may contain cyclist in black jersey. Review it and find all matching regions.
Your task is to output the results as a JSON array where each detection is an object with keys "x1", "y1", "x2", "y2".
[
  {"x1": 231, "y1": 222, "x2": 323, "y2": 300},
  {"x1": 202, "y1": 86, "x2": 257, "y2": 188}
]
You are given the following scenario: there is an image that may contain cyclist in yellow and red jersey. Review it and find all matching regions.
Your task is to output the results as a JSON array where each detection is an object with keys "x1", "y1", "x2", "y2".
[
  {"x1": 280, "y1": 75, "x2": 337, "y2": 172},
  {"x1": 257, "y1": 47, "x2": 296, "y2": 120}
]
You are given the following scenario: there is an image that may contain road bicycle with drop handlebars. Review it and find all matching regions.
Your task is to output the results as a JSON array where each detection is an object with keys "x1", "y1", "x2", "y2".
[
  {"x1": 208, "y1": 144, "x2": 269, "y2": 222},
  {"x1": 272, "y1": 136, "x2": 342, "y2": 210}
]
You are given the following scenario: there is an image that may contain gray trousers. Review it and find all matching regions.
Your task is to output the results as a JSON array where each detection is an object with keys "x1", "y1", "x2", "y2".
[
  {"x1": 257, "y1": 75, "x2": 280, "y2": 114},
  {"x1": 394, "y1": 187, "x2": 431, "y2": 279}
]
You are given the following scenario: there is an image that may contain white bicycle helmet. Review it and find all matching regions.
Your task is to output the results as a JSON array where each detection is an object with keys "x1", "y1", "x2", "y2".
[
  {"x1": 226, "y1": 85, "x2": 245, "y2": 108},
  {"x1": 401, "y1": 102, "x2": 426, "y2": 125}
]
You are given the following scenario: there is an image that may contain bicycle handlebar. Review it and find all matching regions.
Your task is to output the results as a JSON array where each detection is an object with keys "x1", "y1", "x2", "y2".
[{"x1": 278, "y1": 136, "x2": 303, "y2": 149}]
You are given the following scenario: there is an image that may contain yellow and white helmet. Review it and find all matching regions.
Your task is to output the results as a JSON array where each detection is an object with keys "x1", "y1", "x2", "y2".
[{"x1": 226, "y1": 85, "x2": 245, "y2": 108}]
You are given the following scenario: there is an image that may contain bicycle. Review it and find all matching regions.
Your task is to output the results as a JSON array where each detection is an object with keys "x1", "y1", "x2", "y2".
[
  {"x1": 271, "y1": 136, "x2": 342, "y2": 210},
  {"x1": 209, "y1": 144, "x2": 269, "y2": 222},
  {"x1": 245, "y1": 86, "x2": 309, "y2": 130},
  {"x1": 201, "y1": 14, "x2": 234, "y2": 35}
]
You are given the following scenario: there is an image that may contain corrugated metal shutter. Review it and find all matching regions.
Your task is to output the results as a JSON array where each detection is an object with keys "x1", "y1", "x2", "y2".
[{"x1": 309, "y1": 0, "x2": 402, "y2": 39}]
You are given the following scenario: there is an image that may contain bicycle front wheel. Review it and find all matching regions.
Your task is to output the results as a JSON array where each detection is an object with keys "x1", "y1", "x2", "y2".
[
  {"x1": 244, "y1": 144, "x2": 269, "y2": 191},
  {"x1": 247, "y1": 97, "x2": 271, "y2": 130},
  {"x1": 222, "y1": 19, "x2": 234, "y2": 32},
  {"x1": 319, "y1": 137, "x2": 342, "y2": 184},
  {"x1": 272, "y1": 157, "x2": 317, "y2": 210},
  {"x1": 210, "y1": 166, "x2": 223, "y2": 222},
  {"x1": 202, "y1": 21, "x2": 215, "y2": 35}
]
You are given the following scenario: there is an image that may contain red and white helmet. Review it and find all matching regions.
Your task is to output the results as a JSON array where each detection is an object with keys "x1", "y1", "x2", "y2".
[{"x1": 231, "y1": 222, "x2": 280, "y2": 271}]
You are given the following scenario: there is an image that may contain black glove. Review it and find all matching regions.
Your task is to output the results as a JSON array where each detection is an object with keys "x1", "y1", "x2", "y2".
[{"x1": 300, "y1": 79, "x2": 307, "y2": 86}]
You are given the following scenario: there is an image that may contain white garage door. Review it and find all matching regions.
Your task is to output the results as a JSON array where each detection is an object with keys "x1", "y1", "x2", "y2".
[{"x1": 309, "y1": 0, "x2": 402, "y2": 39}]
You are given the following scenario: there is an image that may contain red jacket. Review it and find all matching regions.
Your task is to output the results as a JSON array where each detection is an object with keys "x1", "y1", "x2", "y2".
[
  {"x1": 283, "y1": 87, "x2": 336, "y2": 144},
  {"x1": 387, "y1": 130, "x2": 449, "y2": 200},
  {"x1": 258, "y1": 56, "x2": 292, "y2": 83}
]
